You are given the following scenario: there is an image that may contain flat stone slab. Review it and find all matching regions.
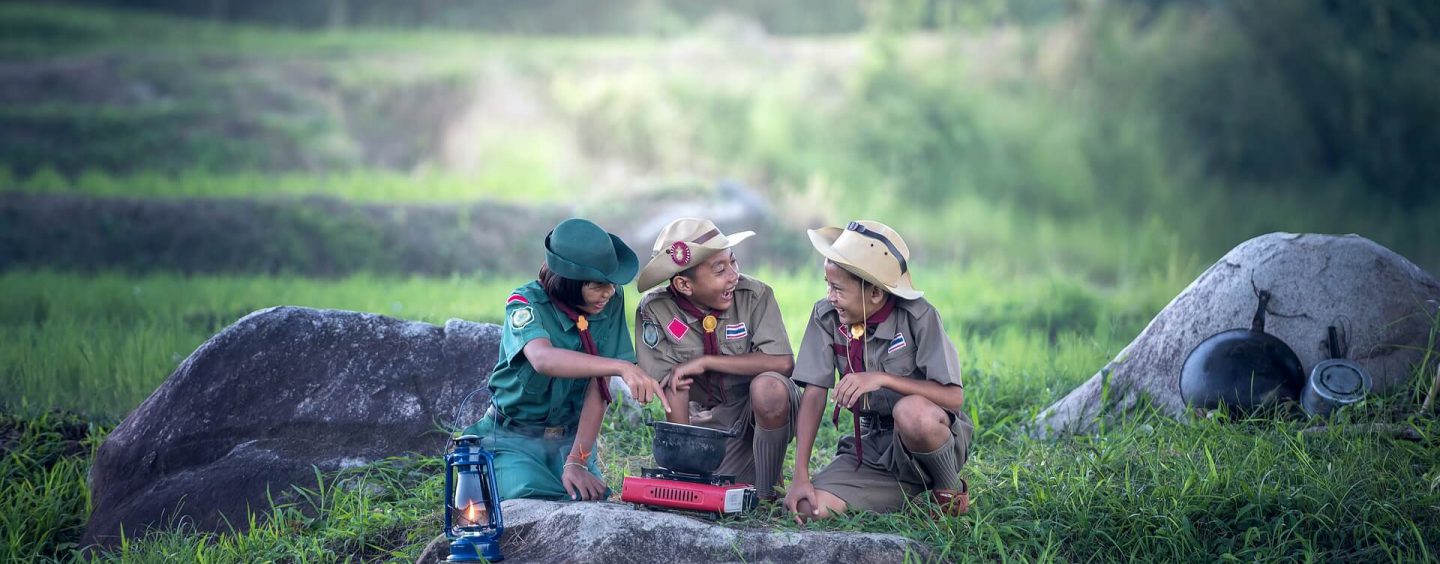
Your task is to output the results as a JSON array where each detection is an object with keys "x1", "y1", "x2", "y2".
[{"x1": 416, "y1": 499, "x2": 937, "y2": 563}]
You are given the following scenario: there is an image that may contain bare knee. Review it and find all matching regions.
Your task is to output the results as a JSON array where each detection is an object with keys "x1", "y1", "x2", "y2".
[
  {"x1": 750, "y1": 373, "x2": 790, "y2": 427},
  {"x1": 894, "y1": 395, "x2": 949, "y2": 452},
  {"x1": 810, "y1": 488, "x2": 848, "y2": 520}
]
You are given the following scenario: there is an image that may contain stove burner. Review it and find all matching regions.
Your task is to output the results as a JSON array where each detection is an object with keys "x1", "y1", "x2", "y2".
[{"x1": 641, "y1": 467, "x2": 737, "y2": 486}]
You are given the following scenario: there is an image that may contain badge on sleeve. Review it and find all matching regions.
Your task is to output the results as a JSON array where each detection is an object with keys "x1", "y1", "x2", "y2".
[
  {"x1": 666, "y1": 317, "x2": 690, "y2": 341},
  {"x1": 510, "y1": 306, "x2": 535, "y2": 330},
  {"x1": 725, "y1": 322, "x2": 748, "y2": 340},
  {"x1": 642, "y1": 321, "x2": 661, "y2": 349}
]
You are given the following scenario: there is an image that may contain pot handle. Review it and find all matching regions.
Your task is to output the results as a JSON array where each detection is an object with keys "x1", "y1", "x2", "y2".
[
  {"x1": 1251, "y1": 291, "x2": 1271, "y2": 333},
  {"x1": 1327, "y1": 326, "x2": 1340, "y2": 359}
]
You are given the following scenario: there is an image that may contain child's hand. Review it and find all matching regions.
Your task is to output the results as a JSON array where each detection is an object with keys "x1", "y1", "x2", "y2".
[
  {"x1": 621, "y1": 364, "x2": 672, "y2": 413},
  {"x1": 666, "y1": 358, "x2": 707, "y2": 394},
  {"x1": 561, "y1": 463, "x2": 607, "y2": 501},
  {"x1": 784, "y1": 480, "x2": 820, "y2": 526},
  {"x1": 834, "y1": 371, "x2": 889, "y2": 409}
]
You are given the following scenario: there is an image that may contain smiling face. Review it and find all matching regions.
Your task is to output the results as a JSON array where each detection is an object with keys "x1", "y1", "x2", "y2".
[
  {"x1": 824, "y1": 260, "x2": 886, "y2": 325},
  {"x1": 579, "y1": 281, "x2": 617, "y2": 315},
  {"x1": 672, "y1": 249, "x2": 740, "y2": 311}
]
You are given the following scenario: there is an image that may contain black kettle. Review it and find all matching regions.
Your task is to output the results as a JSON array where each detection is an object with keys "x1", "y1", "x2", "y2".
[{"x1": 1179, "y1": 291, "x2": 1305, "y2": 411}]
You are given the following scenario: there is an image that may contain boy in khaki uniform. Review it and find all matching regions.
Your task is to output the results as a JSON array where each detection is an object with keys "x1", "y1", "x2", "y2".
[
  {"x1": 785, "y1": 220, "x2": 972, "y2": 521},
  {"x1": 633, "y1": 218, "x2": 800, "y2": 500}
]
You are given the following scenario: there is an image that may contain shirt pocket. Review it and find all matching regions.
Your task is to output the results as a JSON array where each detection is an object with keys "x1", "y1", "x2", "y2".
[
  {"x1": 880, "y1": 346, "x2": 919, "y2": 379},
  {"x1": 719, "y1": 332, "x2": 750, "y2": 355},
  {"x1": 520, "y1": 370, "x2": 553, "y2": 399}
]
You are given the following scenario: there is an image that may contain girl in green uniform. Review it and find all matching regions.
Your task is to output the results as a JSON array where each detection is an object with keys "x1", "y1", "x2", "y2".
[{"x1": 462, "y1": 218, "x2": 669, "y2": 501}]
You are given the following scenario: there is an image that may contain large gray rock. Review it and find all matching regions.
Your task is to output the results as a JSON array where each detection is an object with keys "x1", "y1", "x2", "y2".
[
  {"x1": 1035, "y1": 233, "x2": 1440, "y2": 436},
  {"x1": 83, "y1": 307, "x2": 499, "y2": 547},
  {"x1": 416, "y1": 500, "x2": 937, "y2": 563}
]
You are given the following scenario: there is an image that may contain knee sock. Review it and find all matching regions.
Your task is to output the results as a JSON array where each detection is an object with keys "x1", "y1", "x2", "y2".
[
  {"x1": 752, "y1": 421, "x2": 791, "y2": 498},
  {"x1": 912, "y1": 436, "x2": 961, "y2": 491}
]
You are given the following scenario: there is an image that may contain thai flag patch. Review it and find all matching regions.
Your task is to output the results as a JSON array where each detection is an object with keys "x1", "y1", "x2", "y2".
[
  {"x1": 888, "y1": 333, "x2": 907, "y2": 354},
  {"x1": 506, "y1": 293, "x2": 529, "y2": 305},
  {"x1": 725, "y1": 323, "x2": 748, "y2": 340}
]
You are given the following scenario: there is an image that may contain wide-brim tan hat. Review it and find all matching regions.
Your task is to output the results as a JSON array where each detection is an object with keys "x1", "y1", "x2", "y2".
[
  {"x1": 808, "y1": 220, "x2": 923, "y2": 300},
  {"x1": 636, "y1": 218, "x2": 755, "y2": 292}
]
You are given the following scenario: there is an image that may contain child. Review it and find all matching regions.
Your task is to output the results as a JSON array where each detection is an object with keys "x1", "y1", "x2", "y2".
[
  {"x1": 784, "y1": 220, "x2": 972, "y2": 521},
  {"x1": 462, "y1": 218, "x2": 669, "y2": 502},
  {"x1": 633, "y1": 218, "x2": 797, "y2": 500}
]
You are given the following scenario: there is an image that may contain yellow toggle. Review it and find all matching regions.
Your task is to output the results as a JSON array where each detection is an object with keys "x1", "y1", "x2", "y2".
[
  {"x1": 850, "y1": 323, "x2": 866, "y2": 339},
  {"x1": 702, "y1": 315, "x2": 718, "y2": 333},
  {"x1": 576, "y1": 315, "x2": 589, "y2": 331}
]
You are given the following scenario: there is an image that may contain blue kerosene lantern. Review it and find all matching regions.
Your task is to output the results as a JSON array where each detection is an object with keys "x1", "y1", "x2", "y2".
[{"x1": 444, "y1": 435, "x2": 504, "y2": 562}]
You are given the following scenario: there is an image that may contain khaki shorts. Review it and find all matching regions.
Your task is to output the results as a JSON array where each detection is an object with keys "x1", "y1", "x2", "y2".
[
  {"x1": 687, "y1": 371, "x2": 801, "y2": 484},
  {"x1": 811, "y1": 410, "x2": 973, "y2": 513}
]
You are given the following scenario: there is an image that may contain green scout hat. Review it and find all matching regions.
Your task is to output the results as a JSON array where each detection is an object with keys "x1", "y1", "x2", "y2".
[
  {"x1": 807, "y1": 219, "x2": 923, "y2": 300},
  {"x1": 636, "y1": 217, "x2": 755, "y2": 292},
  {"x1": 544, "y1": 218, "x2": 639, "y2": 285}
]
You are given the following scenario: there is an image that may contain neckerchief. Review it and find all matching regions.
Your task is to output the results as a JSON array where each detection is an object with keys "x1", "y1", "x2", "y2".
[
  {"x1": 829, "y1": 296, "x2": 895, "y2": 468},
  {"x1": 666, "y1": 285, "x2": 727, "y2": 401},
  {"x1": 546, "y1": 293, "x2": 613, "y2": 404}
]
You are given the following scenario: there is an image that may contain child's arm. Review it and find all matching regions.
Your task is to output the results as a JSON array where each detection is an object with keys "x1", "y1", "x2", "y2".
[
  {"x1": 784, "y1": 383, "x2": 829, "y2": 522},
  {"x1": 561, "y1": 377, "x2": 608, "y2": 501},
  {"x1": 835, "y1": 372, "x2": 963, "y2": 411},
  {"x1": 524, "y1": 338, "x2": 670, "y2": 411},
  {"x1": 666, "y1": 352, "x2": 793, "y2": 390}
]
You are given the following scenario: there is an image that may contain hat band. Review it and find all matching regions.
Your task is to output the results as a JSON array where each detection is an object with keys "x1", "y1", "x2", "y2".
[
  {"x1": 693, "y1": 228, "x2": 721, "y2": 244},
  {"x1": 845, "y1": 222, "x2": 908, "y2": 275}
]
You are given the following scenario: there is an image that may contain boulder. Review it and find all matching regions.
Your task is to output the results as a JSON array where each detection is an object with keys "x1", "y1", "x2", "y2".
[
  {"x1": 415, "y1": 500, "x2": 937, "y2": 564},
  {"x1": 1034, "y1": 233, "x2": 1440, "y2": 436},
  {"x1": 83, "y1": 307, "x2": 499, "y2": 547}
]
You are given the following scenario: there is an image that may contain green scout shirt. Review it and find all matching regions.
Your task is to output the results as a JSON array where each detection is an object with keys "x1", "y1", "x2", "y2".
[
  {"x1": 634, "y1": 275, "x2": 792, "y2": 404},
  {"x1": 791, "y1": 296, "x2": 962, "y2": 416},
  {"x1": 488, "y1": 280, "x2": 636, "y2": 427}
]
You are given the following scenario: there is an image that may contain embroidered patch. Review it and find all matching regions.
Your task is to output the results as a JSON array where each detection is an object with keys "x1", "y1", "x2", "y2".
[
  {"x1": 666, "y1": 241, "x2": 692, "y2": 266},
  {"x1": 509, "y1": 306, "x2": 534, "y2": 330},
  {"x1": 506, "y1": 293, "x2": 529, "y2": 305},
  {"x1": 888, "y1": 333, "x2": 908, "y2": 353},
  {"x1": 725, "y1": 322, "x2": 748, "y2": 340},
  {"x1": 666, "y1": 317, "x2": 690, "y2": 340},
  {"x1": 642, "y1": 321, "x2": 661, "y2": 349}
]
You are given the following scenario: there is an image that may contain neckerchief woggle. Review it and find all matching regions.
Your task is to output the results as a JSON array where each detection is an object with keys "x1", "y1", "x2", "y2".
[
  {"x1": 830, "y1": 296, "x2": 895, "y2": 469},
  {"x1": 546, "y1": 292, "x2": 614, "y2": 404},
  {"x1": 666, "y1": 285, "x2": 728, "y2": 402}
]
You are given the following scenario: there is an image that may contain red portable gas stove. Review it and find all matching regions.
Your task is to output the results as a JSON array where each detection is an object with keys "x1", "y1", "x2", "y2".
[{"x1": 621, "y1": 467, "x2": 757, "y2": 518}]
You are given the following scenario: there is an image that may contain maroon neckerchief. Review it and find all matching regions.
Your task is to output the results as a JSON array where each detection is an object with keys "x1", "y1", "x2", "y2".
[
  {"x1": 666, "y1": 285, "x2": 728, "y2": 402},
  {"x1": 829, "y1": 296, "x2": 895, "y2": 468},
  {"x1": 546, "y1": 293, "x2": 613, "y2": 404}
]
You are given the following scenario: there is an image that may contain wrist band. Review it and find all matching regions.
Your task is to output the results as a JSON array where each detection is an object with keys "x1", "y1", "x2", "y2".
[{"x1": 563, "y1": 462, "x2": 587, "y2": 471}]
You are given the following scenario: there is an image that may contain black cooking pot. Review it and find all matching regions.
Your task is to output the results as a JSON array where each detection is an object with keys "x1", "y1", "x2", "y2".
[
  {"x1": 1179, "y1": 291, "x2": 1305, "y2": 411},
  {"x1": 650, "y1": 421, "x2": 736, "y2": 474}
]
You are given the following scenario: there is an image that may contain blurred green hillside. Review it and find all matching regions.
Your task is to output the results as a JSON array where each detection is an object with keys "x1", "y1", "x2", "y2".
[{"x1": 2, "y1": 0, "x2": 1437, "y2": 281}]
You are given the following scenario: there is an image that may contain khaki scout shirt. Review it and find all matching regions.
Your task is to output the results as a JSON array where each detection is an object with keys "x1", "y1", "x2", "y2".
[
  {"x1": 791, "y1": 296, "x2": 962, "y2": 416},
  {"x1": 634, "y1": 275, "x2": 792, "y2": 403}
]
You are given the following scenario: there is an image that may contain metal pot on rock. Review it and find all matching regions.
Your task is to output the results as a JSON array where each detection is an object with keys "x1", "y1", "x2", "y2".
[
  {"x1": 1301, "y1": 326, "x2": 1372, "y2": 417},
  {"x1": 649, "y1": 420, "x2": 736, "y2": 475},
  {"x1": 1180, "y1": 291, "x2": 1305, "y2": 412}
]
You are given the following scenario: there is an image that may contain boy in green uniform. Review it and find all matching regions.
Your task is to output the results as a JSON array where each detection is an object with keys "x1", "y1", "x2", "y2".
[
  {"x1": 784, "y1": 220, "x2": 972, "y2": 521},
  {"x1": 462, "y1": 218, "x2": 669, "y2": 502},
  {"x1": 633, "y1": 218, "x2": 799, "y2": 500}
]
